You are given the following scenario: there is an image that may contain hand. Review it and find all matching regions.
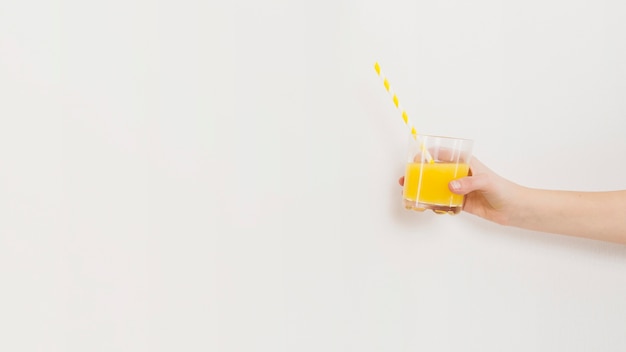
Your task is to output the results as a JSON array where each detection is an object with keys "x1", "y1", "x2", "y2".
[
  {"x1": 399, "y1": 157, "x2": 523, "y2": 225},
  {"x1": 400, "y1": 157, "x2": 626, "y2": 243}
]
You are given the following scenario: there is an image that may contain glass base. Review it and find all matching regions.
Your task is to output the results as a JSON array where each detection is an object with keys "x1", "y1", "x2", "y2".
[{"x1": 403, "y1": 199, "x2": 462, "y2": 215}]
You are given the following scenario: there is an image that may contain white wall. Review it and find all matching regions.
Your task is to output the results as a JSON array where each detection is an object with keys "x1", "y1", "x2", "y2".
[{"x1": 1, "y1": 0, "x2": 626, "y2": 351}]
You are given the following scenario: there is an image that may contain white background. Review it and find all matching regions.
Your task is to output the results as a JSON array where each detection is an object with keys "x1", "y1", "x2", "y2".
[{"x1": 1, "y1": 0, "x2": 626, "y2": 351}]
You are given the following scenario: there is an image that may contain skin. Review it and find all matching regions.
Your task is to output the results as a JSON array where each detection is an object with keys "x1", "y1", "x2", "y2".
[{"x1": 399, "y1": 158, "x2": 626, "y2": 245}]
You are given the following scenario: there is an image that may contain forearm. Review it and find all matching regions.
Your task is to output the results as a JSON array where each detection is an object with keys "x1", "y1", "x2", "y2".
[{"x1": 509, "y1": 188, "x2": 626, "y2": 244}]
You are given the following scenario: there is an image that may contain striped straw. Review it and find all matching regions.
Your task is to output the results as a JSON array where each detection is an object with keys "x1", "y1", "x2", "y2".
[
  {"x1": 374, "y1": 62, "x2": 433, "y2": 162},
  {"x1": 374, "y1": 62, "x2": 418, "y2": 138}
]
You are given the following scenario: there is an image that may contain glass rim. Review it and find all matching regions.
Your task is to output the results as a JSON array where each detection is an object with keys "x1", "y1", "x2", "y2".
[{"x1": 412, "y1": 134, "x2": 474, "y2": 142}]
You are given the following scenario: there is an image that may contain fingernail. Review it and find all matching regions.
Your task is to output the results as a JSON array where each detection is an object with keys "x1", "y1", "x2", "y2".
[{"x1": 450, "y1": 181, "x2": 461, "y2": 191}]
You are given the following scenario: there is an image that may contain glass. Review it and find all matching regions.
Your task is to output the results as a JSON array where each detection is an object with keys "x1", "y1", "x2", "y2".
[{"x1": 402, "y1": 134, "x2": 474, "y2": 215}]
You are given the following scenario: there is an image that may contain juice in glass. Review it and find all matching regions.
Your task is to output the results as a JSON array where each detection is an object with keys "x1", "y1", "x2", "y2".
[
  {"x1": 403, "y1": 162, "x2": 469, "y2": 214},
  {"x1": 402, "y1": 134, "x2": 473, "y2": 215}
]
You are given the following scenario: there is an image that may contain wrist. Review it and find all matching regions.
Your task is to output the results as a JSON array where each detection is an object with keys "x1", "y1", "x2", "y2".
[{"x1": 502, "y1": 184, "x2": 535, "y2": 229}]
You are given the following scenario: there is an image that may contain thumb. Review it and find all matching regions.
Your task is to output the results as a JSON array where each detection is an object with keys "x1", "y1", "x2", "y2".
[{"x1": 449, "y1": 173, "x2": 490, "y2": 195}]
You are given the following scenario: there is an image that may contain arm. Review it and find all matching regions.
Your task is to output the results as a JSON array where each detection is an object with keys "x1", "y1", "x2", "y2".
[
  {"x1": 449, "y1": 158, "x2": 626, "y2": 244},
  {"x1": 506, "y1": 188, "x2": 626, "y2": 244},
  {"x1": 401, "y1": 158, "x2": 626, "y2": 244}
]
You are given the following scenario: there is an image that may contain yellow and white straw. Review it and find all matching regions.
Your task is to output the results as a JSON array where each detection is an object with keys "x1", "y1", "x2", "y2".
[
  {"x1": 374, "y1": 62, "x2": 433, "y2": 162},
  {"x1": 374, "y1": 62, "x2": 418, "y2": 138}
]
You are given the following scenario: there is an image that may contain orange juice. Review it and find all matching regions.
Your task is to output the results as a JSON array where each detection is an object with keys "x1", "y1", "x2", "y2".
[{"x1": 403, "y1": 162, "x2": 469, "y2": 212}]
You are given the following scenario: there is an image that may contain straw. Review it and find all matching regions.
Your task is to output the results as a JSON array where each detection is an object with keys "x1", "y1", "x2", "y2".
[{"x1": 373, "y1": 62, "x2": 434, "y2": 163}]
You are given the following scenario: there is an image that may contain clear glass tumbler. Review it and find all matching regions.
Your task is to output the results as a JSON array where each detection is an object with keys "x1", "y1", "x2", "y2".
[{"x1": 403, "y1": 134, "x2": 474, "y2": 215}]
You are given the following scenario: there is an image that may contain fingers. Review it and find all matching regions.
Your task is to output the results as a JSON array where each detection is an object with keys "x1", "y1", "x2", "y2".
[
  {"x1": 468, "y1": 157, "x2": 489, "y2": 176},
  {"x1": 411, "y1": 148, "x2": 469, "y2": 163},
  {"x1": 449, "y1": 173, "x2": 490, "y2": 195},
  {"x1": 399, "y1": 176, "x2": 404, "y2": 186}
]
